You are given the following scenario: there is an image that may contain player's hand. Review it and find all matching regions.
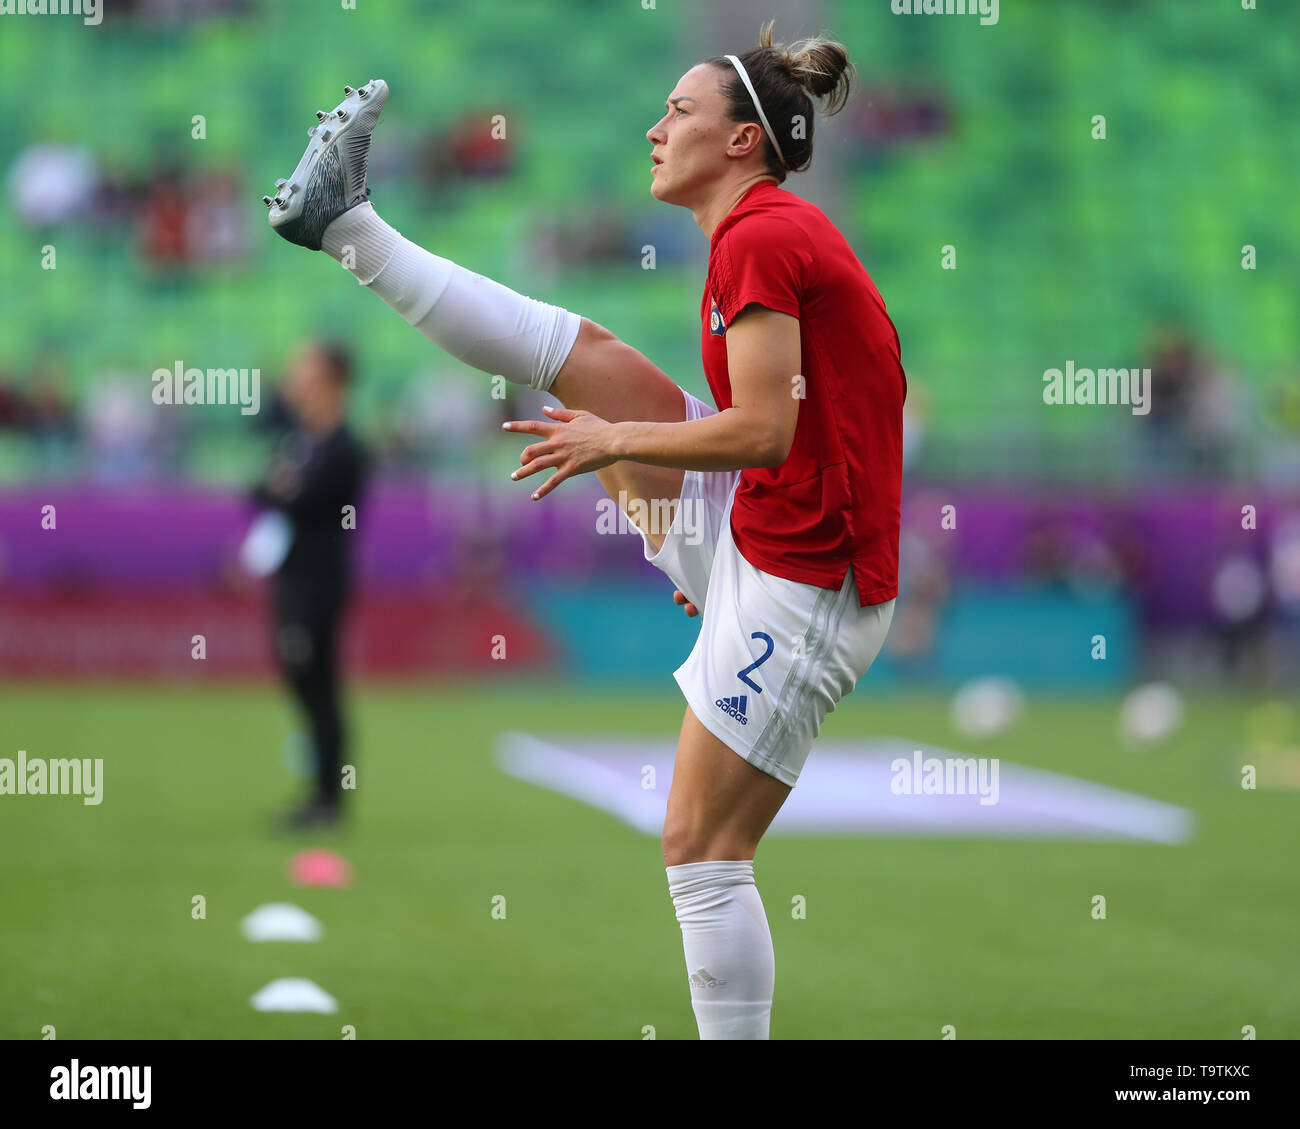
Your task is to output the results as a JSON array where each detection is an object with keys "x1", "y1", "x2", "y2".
[
  {"x1": 504, "y1": 404, "x2": 617, "y2": 500},
  {"x1": 673, "y1": 589, "x2": 699, "y2": 617}
]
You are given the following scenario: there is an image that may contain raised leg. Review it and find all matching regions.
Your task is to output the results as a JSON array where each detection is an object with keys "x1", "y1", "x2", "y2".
[
  {"x1": 264, "y1": 79, "x2": 691, "y2": 549},
  {"x1": 322, "y1": 203, "x2": 691, "y2": 551}
]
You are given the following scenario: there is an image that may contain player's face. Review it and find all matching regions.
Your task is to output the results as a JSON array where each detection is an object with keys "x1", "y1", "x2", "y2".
[{"x1": 646, "y1": 63, "x2": 739, "y2": 206}]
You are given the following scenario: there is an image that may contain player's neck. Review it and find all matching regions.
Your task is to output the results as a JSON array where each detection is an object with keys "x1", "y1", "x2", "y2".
[{"x1": 693, "y1": 173, "x2": 779, "y2": 240}]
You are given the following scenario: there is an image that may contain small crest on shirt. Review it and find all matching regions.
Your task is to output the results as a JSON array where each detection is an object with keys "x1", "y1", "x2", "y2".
[{"x1": 708, "y1": 303, "x2": 726, "y2": 336}]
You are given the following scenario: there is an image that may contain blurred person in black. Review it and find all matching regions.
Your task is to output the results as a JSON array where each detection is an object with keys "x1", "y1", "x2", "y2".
[{"x1": 251, "y1": 340, "x2": 369, "y2": 831}]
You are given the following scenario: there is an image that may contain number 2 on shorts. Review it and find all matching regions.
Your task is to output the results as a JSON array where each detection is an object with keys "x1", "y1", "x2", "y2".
[{"x1": 737, "y1": 631, "x2": 775, "y2": 693}]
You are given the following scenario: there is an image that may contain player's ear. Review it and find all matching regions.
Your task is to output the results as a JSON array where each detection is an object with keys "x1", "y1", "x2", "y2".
[{"x1": 728, "y1": 121, "x2": 764, "y2": 160}]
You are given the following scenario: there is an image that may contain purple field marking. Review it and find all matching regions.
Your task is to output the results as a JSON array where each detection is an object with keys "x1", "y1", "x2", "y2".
[{"x1": 496, "y1": 733, "x2": 1195, "y2": 843}]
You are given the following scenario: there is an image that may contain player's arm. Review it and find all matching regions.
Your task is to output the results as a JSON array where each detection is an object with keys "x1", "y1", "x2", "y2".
[
  {"x1": 506, "y1": 305, "x2": 800, "y2": 500},
  {"x1": 612, "y1": 304, "x2": 800, "y2": 470}
]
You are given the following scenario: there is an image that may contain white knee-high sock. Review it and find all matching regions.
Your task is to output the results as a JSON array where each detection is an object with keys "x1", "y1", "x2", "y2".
[
  {"x1": 319, "y1": 202, "x2": 580, "y2": 392},
  {"x1": 667, "y1": 860, "x2": 775, "y2": 1040}
]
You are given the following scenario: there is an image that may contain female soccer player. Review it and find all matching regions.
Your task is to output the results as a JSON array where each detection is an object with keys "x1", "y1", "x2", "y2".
[{"x1": 264, "y1": 24, "x2": 904, "y2": 1040}]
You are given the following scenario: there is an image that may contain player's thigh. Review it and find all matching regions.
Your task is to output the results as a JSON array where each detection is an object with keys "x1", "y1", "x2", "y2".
[
  {"x1": 636, "y1": 443, "x2": 738, "y2": 612},
  {"x1": 661, "y1": 705, "x2": 792, "y2": 867},
  {"x1": 593, "y1": 463, "x2": 685, "y2": 556},
  {"x1": 553, "y1": 317, "x2": 685, "y2": 426},
  {"x1": 554, "y1": 317, "x2": 686, "y2": 546}
]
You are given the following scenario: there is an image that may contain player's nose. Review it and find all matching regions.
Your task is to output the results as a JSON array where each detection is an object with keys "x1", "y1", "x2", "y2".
[{"x1": 646, "y1": 117, "x2": 667, "y2": 145}]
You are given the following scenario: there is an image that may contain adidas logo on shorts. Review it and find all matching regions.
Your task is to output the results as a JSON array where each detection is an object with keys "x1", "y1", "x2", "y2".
[{"x1": 714, "y1": 695, "x2": 748, "y2": 725}]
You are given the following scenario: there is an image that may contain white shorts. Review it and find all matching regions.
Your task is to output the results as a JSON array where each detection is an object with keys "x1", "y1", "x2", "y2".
[{"x1": 640, "y1": 390, "x2": 896, "y2": 787}]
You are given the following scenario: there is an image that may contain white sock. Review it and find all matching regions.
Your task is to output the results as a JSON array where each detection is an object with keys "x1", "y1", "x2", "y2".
[
  {"x1": 320, "y1": 202, "x2": 580, "y2": 392},
  {"x1": 667, "y1": 860, "x2": 775, "y2": 1040}
]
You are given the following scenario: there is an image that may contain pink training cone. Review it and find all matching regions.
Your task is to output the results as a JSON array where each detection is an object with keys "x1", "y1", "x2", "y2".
[{"x1": 287, "y1": 848, "x2": 353, "y2": 888}]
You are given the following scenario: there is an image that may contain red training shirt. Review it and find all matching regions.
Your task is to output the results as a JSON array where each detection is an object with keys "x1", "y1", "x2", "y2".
[{"x1": 700, "y1": 180, "x2": 905, "y2": 607}]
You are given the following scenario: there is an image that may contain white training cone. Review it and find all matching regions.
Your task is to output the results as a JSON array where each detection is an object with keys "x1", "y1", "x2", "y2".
[
  {"x1": 250, "y1": 978, "x2": 338, "y2": 1014},
  {"x1": 240, "y1": 903, "x2": 323, "y2": 943}
]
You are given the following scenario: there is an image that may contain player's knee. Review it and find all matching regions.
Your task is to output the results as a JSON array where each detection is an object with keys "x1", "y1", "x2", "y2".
[
  {"x1": 661, "y1": 816, "x2": 752, "y2": 868},
  {"x1": 581, "y1": 316, "x2": 612, "y2": 341},
  {"x1": 566, "y1": 317, "x2": 615, "y2": 365},
  {"x1": 660, "y1": 819, "x2": 691, "y2": 867}
]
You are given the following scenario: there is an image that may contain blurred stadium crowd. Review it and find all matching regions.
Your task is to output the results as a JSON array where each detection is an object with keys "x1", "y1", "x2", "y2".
[
  {"x1": 1, "y1": 0, "x2": 1297, "y2": 688},
  {"x1": 2, "y1": 1, "x2": 1295, "y2": 486}
]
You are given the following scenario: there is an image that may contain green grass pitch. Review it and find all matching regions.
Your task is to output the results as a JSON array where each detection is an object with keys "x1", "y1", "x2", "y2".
[{"x1": 1, "y1": 681, "x2": 1295, "y2": 1039}]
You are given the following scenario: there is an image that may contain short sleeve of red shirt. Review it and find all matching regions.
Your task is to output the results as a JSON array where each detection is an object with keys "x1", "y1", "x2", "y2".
[{"x1": 710, "y1": 215, "x2": 814, "y2": 325}]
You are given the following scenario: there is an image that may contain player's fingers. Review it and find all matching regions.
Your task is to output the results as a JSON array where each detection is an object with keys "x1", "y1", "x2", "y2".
[
  {"x1": 511, "y1": 455, "x2": 558, "y2": 482},
  {"x1": 517, "y1": 440, "x2": 555, "y2": 466},
  {"x1": 685, "y1": 602, "x2": 699, "y2": 617},
  {"x1": 528, "y1": 463, "x2": 574, "y2": 501},
  {"x1": 673, "y1": 589, "x2": 687, "y2": 605},
  {"x1": 541, "y1": 404, "x2": 580, "y2": 422},
  {"x1": 502, "y1": 419, "x2": 555, "y2": 438}
]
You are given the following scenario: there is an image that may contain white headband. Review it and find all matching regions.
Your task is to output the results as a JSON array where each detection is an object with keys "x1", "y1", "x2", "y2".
[{"x1": 725, "y1": 53, "x2": 787, "y2": 169}]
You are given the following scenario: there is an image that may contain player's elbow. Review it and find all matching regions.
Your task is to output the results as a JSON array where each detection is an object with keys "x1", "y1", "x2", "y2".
[
  {"x1": 726, "y1": 405, "x2": 794, "y2": 468},
  {"x1": 750, "y1": 426, "x2": 794, "y2": 468}
]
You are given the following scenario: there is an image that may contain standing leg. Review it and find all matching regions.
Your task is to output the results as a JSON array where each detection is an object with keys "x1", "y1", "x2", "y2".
[{"x1": 662, "y1": 707, "x2": 791, "y2": 1040}]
